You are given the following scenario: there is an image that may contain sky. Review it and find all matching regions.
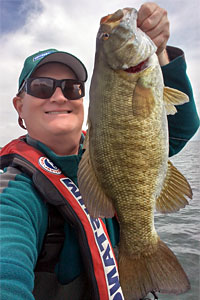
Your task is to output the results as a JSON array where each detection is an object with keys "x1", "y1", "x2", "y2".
[{"x1": 0, "y1": 0, "x2": 199, "y2": 146}]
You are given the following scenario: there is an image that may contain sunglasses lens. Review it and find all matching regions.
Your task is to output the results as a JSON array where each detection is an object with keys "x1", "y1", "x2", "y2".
[
  {"x1": 26, "y1": 78, "x2": 84, "y2": 100},
  {"x1": 29, "y1": 78, "x2": 53, "y2": 99},
  {"x1": 62, "y1": 81, "x2": 84, "y2": 100}
]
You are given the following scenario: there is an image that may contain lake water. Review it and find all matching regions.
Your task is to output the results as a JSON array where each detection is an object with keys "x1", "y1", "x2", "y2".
[{"x1": 147, "y1": 140, "x2": 200, "y2": 300}]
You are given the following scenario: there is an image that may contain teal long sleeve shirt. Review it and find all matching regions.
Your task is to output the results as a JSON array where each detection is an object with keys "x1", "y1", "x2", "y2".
[
  {"x1": 164, "y1": 46, "x2": 199, "y2": 155},
  {"x1": 0, "y1": 47, "x2": 199, "y2": 300}
]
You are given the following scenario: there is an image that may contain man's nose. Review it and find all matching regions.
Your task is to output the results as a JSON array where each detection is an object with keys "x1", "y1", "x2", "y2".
[{"x1": 49, "y1": 87, "x2": 68, "y2": 103}]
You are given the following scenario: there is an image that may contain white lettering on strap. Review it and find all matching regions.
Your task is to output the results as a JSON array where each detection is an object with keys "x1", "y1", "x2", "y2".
[{"x1": 60, "y1": 177, "x2": 124, "y2": 300}]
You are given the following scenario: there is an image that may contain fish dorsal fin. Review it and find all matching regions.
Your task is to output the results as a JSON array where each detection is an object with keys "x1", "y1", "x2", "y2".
[
  {"x1": 77, "y1": 130, "x2": 115, "y2": 218},
  {"x1": 163, "y1": 87, "x2": 189, "y2": 115},
  {"x1": 156, "y1": 161, "x2": 192, "y2": 213}
]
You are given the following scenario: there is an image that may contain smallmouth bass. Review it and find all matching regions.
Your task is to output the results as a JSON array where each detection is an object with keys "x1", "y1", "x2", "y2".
[{"x1": 78, "y1": 8, "x2": 192, "y2": 300}]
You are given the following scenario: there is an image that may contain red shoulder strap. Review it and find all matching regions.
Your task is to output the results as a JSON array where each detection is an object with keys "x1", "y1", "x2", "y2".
[{"x1": 1, "y1": 137, "x2": 124, "y2": 300}]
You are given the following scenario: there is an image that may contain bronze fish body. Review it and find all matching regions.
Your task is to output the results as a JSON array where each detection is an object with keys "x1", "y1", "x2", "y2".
[{"x1": 78, "y1": 8, "x2": 192, "y2": 300}]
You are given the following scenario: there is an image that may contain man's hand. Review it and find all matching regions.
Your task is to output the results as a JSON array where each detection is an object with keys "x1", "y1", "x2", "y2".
[{"x1": 137, "y1": 2, "x2": 170, "y2": 65}]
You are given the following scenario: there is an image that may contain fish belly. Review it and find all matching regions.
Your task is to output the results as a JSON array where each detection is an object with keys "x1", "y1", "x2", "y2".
[{"x1": 89, "y1": 66, "x2": 167, "y2": 253}]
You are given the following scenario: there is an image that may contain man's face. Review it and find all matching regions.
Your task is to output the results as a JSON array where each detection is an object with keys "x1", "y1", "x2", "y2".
[{"x1": 13, "y1": 62, "x2": 84, "y2": 145}]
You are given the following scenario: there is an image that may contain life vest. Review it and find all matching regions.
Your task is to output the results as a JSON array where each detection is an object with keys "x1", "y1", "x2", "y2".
[{"x1": 0, "y1": 136, "x2": 124, "y2": 300}]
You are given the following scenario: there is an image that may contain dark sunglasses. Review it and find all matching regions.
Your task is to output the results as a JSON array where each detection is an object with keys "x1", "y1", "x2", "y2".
[{"x1": 18, "y1": 77, "x2": 85, "y2": 100}]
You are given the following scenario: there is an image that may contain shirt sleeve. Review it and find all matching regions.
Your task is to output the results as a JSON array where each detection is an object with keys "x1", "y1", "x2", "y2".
[
  {"x1": 0, "y1": 167, "x2": 48, "y2": 300},
  {"x1": 161, "y1": 46, "x2": 200, "y2": 156}
]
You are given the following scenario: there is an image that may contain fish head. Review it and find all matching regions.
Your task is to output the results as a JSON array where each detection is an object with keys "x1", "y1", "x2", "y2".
[{"x1": 96, "y1": 8, "x2": 157, "y2": 71}]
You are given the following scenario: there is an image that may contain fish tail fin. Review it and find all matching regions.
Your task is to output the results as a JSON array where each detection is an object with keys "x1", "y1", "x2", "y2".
[{"x1": 119, "y1": 238, "x2": 190, "y2": 300}]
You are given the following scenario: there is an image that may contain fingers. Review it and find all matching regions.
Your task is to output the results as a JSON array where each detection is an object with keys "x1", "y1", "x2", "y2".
[
  {"x1": 137, "y1": 2, "x2": 170, "y2": 54},
  {"x1": 141, "y1": 14, "x2": 167, "y2": 39},
  {"x1": 147, "y1": 16, "x2": 170, "y2": 54},
  {"x1": 137, "y1": 2, "x2": 160, "y2": 29}
]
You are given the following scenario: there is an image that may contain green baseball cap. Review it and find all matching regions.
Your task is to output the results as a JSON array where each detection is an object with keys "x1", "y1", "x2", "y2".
[{"x1": 18, "y1": 48, "x2": 88, "y2": 90}]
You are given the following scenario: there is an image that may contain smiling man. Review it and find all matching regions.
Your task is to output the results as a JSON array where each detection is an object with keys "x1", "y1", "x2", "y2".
[
  {"x1": 13, "y1": 50, "x2": 86, "y2": 155},
  {"x1": 0, "y1": 2, "x2": 199, "y2": 300}
]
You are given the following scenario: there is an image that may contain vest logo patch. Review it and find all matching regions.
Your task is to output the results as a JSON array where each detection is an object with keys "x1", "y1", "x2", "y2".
[{"x1": 38, "y1": 157, "x2": 62, "y2": 174}]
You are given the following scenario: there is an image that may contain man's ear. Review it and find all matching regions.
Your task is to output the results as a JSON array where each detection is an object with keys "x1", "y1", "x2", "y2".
[{"x1": 13, "y1": 96, "x2": 24, "y2": 118}]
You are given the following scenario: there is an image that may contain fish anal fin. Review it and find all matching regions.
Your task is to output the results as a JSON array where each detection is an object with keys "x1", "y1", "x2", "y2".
[
  {"x1": 119, "y1": 238, "x2": 190, "y2": 300},
  {"x1": 77, "y1": 144, "x2": 115, "y2": 218},
  {"x1": 163, "y1": 87, "x2": 189, "y2": 115},
  {"x1": 156, "y1": 161, "x2": 192, "y2": 213},
  {"x1": 132, "y1": 83, "x2": 155, "y2": 118}
]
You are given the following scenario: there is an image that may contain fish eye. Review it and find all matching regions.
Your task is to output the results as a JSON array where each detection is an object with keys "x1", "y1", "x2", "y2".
[{"x1": 102, "y1": 32, "x2": 110, "y2": 40}]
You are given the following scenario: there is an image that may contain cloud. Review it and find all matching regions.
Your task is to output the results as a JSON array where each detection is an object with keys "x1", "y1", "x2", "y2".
[
  {"x1": 0, "y1": 0, "x2": 42, "y2": 33},
  {"x1": 0, "y1": 0, "x2": 199, "y2": 146}
]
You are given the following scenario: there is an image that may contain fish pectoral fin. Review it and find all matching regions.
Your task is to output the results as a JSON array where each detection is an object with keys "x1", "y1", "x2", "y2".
[
  {"x1": 163, "y1": 87, "x2": 189, "y2": 115},
  {"x1": 156, "y1": 161, "x2": 192, "y2": 213},
  {"x1": 132, "y1": 83, "x2": 155, "y2": 118},
  {"x1": 77, "y1": 143, "x2": 115, "y2": 218}
]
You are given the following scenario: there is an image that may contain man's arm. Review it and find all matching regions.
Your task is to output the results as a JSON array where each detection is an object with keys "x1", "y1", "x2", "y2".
[
  {"x1": 137, "y1": 2, "x2": 199, "y2": 155},
  {"x1": 0, "y1": 168, "x2": 48, "y2": 299},
  {"x1": 162, "y1": 47, "x2": 199, "y2": 156}
]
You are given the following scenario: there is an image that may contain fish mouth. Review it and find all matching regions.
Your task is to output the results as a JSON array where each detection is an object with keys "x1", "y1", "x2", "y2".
[
  {"x1": 124, "y1": 58, "x2": 149, "y2": 73},
  {"x1": 100, "y1": 8, "x2": 134, "y2": 26}
]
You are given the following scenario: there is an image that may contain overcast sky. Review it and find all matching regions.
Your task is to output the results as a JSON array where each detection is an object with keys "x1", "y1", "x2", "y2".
[{"x1": 0, "y1": 0, "x2": 199, "y2": 146}]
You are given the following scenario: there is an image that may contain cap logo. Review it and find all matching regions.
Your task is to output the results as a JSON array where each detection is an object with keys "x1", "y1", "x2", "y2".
[{"x1": 33, "y1": 50, "x2": 55, "y2": 62}]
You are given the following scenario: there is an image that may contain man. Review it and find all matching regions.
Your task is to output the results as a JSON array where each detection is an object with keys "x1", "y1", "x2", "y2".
[{"x1": 0, "y1": 3, "x2": 199, "y2": 300}]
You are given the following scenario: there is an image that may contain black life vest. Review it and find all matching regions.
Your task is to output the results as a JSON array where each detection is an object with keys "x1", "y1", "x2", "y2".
[{"x1": 0, "y1": 136, "x2": 124, "y2": 300}]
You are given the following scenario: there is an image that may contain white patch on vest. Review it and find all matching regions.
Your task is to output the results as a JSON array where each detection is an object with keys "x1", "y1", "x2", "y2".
[
  {"x1": 60, "y1": 177, "x2": 124, "y2": 300},
  {"x1": 38, "y1": 157, "x2": 62, "y2": 175}
]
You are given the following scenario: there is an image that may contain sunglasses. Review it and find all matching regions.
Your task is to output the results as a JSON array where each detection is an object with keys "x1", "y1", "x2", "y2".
[{"x1": 18, "y1": 77, "x2": 85, "y2": 100}]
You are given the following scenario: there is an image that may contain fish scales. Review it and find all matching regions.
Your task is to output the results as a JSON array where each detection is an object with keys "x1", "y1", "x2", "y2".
[
  {"x1": 90, "y1": 65, "x2": 166, "y2": 218},
  {"x1": 78, "y1": 7, "x2": 192, "y2": 300}
]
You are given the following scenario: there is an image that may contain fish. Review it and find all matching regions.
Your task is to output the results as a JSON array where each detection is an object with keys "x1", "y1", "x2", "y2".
[{"x1": 77, "y1": 7, "x2": 192, "y2": 300}]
